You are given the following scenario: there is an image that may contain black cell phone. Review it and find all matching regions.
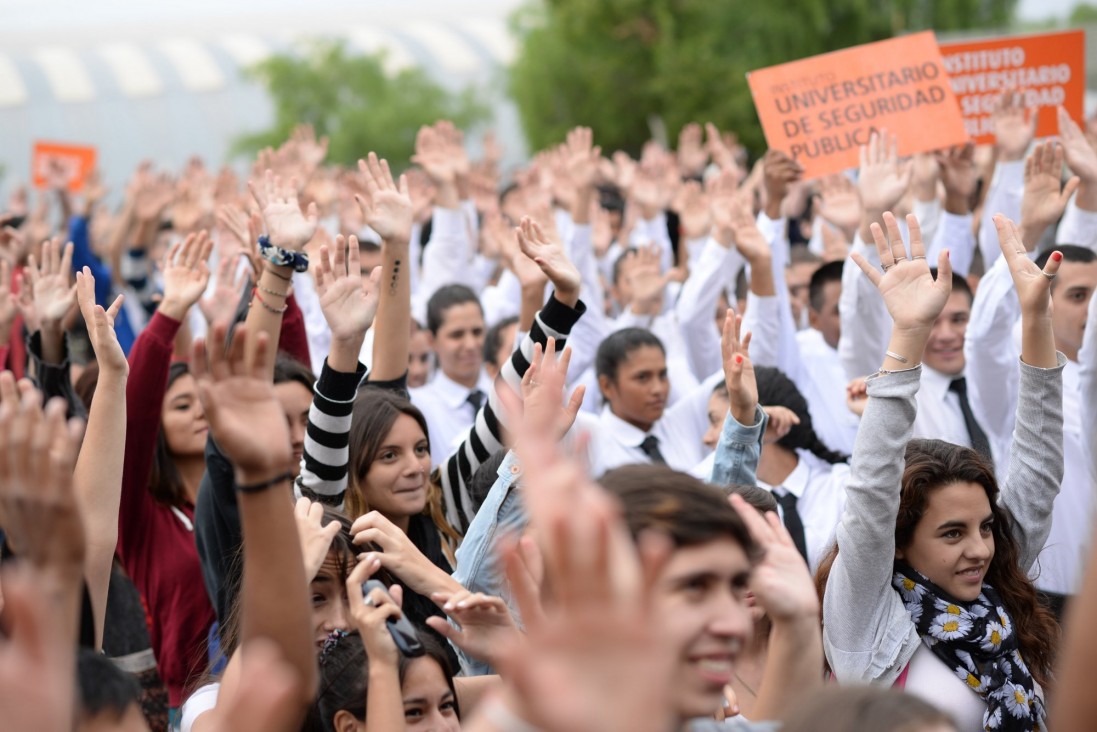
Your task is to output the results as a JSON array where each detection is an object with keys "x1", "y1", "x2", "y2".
[{"x1": 361, "y1": 580, "x2": 425, "y2": 657}]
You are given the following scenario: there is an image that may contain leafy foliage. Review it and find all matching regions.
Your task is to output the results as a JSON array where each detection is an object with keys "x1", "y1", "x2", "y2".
[
  {"x1": 509, "y1": 0, "x2": 1017, "y2": 155},
  {"x1": 234, "y1": 40, "x2": 489, "y2": 166}
]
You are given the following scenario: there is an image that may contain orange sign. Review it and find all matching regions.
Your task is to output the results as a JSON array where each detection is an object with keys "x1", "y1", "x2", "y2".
[
  {"x1": 747, "y1": 31, "x2": 969, "y2": 179},
  {"x1": 32, "y1": 141, "x2": 97, "y2": 192},
  {"x1": 939, "y1": 30, "x2": 1086, "y2": 143}
]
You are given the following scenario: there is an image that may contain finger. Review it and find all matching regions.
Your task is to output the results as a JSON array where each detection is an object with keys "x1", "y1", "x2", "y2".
[
  {"x1": 105, "y1": 294, "x2": 124, "y2": 322},
  {"x1": 347, "y1": 236, "x2": 361, "y2": 279},
  {"x1": 59, "y1": 242, "x2": 74, "y2": 280},
  {"x1": 935, "y1": 249, "x2": 953, "y2": 296},
  {"x1": 850, "y1": 251, "x2": 883, "y2": 288},
  {"x1": 1042, "y1": 250, "x2": 1064, "y2": 279},
  {"x1": 882, "y1": 212, "x2": 907, "y2": 261},
  {"x1": 867, "y1": 221, "x2": 892, "y2": 266},
  {"x1": 905, "y1": 214, "x2": 925, "y2": 259},
  {"x1": 1060, "y1": 176, "x2": 1081, "y2": 207}
]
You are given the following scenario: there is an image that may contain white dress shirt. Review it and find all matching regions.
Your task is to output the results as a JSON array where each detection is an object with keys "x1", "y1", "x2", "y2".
[
  {"x1": 912, "y1": 365, "x2": 976, "y2": 450},
  {"x1": 574, "y1": 371, "x2": 722, "y2": 478},
  {"x1": 411, "y1": 370, "x2": 494, "y2": 466},
  {"x1": 757, "y1": 451, "x2": 850, "y2": 572}
]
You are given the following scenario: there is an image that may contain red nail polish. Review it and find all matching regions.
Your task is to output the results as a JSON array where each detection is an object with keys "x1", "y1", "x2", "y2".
[
  {"x1": 1052, "y1": 251, "x2": 1063, "y2": 261},
  {"x1": 735, "y1": 355, "x2": 743, "y2": 364}
]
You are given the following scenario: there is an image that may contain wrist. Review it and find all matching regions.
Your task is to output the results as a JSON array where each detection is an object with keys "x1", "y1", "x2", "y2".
[
  {"x1": 434, "y1": 182, "x2": 459, "y2": 210},
  {"x1": 730, "y1": 404, "x2": 755, "y2": 427},
  {"x1": 763, "y1": 197, "x2": 782, "y2": 220},
  {"x1": 157, "y1": 298, "x2": 190, "y2": 321},
  {"x1": 234, "y1": 467, "x2": 294, "y2": 490},
  {"x1": 552, "y1": 285, "x2": 579, "y2": 309},
  {"x1": 1074, "y1": 180, "x2": 1097, "y2": 212},
  {"x1": 943, "y1": 192, "x2": 971, "y2": 215}
]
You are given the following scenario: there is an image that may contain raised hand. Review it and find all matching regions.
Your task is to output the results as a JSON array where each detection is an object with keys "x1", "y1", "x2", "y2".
[
  {"x1": 817, "y1": 174, "x2": 862, "y2": 239},
  {"x1": 992, "y1": 214, "x2": 1061, "y2": 326},
  {"x1": 762, "y1": 149, "x2": 803, "y2": 218},
  {"x1": 0, "y1": 376, "x2": 85, "y2": 572},
  {"x1": 0, "y1": 565, "x2": 80, "y2": 732},
  {"x1": 216, "y1": 203, "x2": 263, "y2": 274},
  {"x1": 670, "y1": 180, "x2": 711, "y2": 240},
  {"x1": 426, "y1": 590, "x2": 522, "y2": 668},
  {"x1": 294, "y1": 497, "x2": 343, "y2": 583},
  {"x1": 565, "y1": 126, "x2": 601, "y2": 192},
  {"x1": 706, "y1": 122, "x2": 742, "y2": 174},
  {"x1": 488, "y1": 460, "x2": 676, "y2": 732},
  {"x1": 356, "y1": 152, "x2": 413, "y2": 244},
  {"x1": 312, "y1": 236, "x2": 381, "y2": 344},
  {"x1": 721, "y1": 310, "x2": 757, "y2": 426},
  {"x1": 192, "y1": 323, "x2": 293, "y2": 484},
  {"x1": 248, "y1": 170, "x2": 318, "y2": 251},
  {"x1": 1020, "y1": 141, "x2": 1080, "y2": 246},
  {"x1": 858, "y1": 130, "x2": 914, "y2": 229},
  {"x1": 26, "y1": 237, "x2": 76, "y2": 327},
  {"x1": 199, "y1": 255, "x2": 248, "y2": 327},
  {"x1": 677, "y1": 122, "x2": 709, "y2": 176},
  {"x1": 512, "y1": 337, "x2": 586, "y2": 440},
  {"x1": 936, "y1": 143, "x2": 978, "y2": 214},
  {"x1": 0, "y1": 261, "x2": 16, "y2": 346},
  {"x1": 75, "y1": 267, "x2": 126, "y2": 376},
  {"x1": 992, "y1": 92, "x2": 1037, "y2": 162},
  {"x1": 1058, "y1": 106, "x2": 1097, "y2": 187},
  {"x1": 852, "y1": 212, "x2": 952, "y2": 334},
  {"x1": 130, "y1": 164, "x2": 174, "y2": 225},
  {"x1": 728, "y1": 493, "x2": 817, "y2": 622},
  {"x1": 620, "y1": 246, "x2": 668, "y2": 314},
  {"x1": 515, "y1": 216, "x2": 581, "y2": 307},
  {"x1": 158, "y1": 230, "x2": 213, "y2": 321}
]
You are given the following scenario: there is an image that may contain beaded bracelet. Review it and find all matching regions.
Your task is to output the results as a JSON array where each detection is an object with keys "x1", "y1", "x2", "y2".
[
  {"x1": 236, "y1": 471, "x2": 293, "y2": 494},
  {"x1": 257, "y1": 282, "x2": 289, "y2": 299},
  {"x1": 251, "y1": 288, "x2": 288, "y2": 314}
]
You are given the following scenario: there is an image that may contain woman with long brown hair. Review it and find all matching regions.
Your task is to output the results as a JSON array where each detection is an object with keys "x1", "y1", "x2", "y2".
[{"x1": 818, "y1": 213, "x2": 1063, "y2": 732}]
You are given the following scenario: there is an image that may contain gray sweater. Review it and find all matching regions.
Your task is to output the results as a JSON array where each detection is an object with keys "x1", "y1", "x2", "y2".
[{"x1": 822, "y1": 355, "x2": 1066, "y2": 686}]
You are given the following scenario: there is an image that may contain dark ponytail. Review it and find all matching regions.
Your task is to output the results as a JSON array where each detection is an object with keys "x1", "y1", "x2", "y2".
[{"x1": 754, "y1": 366, "x2": 847, "y2": 465}]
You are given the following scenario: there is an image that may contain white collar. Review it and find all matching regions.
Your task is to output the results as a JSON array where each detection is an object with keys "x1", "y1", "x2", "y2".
[
  {"x1": 758, "y1": 453, "x2": 810, "y2": 499},
  {"x1": 921, "y1": 364, "x2": 962, "y2": 402},
  {"x1": 429, "y1": 370, "x2": 491, "y2": 410},
  {"x1": 599, "y1": 404, "x2": 651, "y2": 448}
]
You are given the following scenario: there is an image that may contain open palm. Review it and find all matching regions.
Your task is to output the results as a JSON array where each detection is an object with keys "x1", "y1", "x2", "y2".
[
  {"x1": 854, "y1": 212, "x2": 951, "y2": 332},
  {"x1": 249, "y1": 169, "x2": 318, "y2": 251},
  {"x1": 313, "y1": 236, "x2": 380, "y2": 341}
]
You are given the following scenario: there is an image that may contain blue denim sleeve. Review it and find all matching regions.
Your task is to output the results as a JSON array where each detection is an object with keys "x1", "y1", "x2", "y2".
[
  {"x1": 451, "y1": 449, "x2": 527, "y2": 676},
  {"x1": 709, "y1": 405, "x2": 768, "y2": 488}
]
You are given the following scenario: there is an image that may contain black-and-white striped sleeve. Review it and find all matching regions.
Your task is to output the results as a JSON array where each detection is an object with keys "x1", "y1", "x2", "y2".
[
  {"x1": 439, "y1": 294, "x2": 586, "y2": 533},
  {"x1": 295, "y1": 361, "x2": 366, "y2": 507}
]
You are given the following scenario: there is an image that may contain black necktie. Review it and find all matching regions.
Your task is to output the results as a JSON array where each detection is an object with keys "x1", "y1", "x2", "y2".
[
  {"x1": 639, "y1": 435, "x2": 667, "y2": 465},
  {"x1": 948, "y1": 377, "x2": 992, "y2": 462},
  {"x1": 773, "y1": 490, "x2": 809, "y2": 562},
  {"x1": 466, "y1": 389, "x2": 486, "y2": 412}
]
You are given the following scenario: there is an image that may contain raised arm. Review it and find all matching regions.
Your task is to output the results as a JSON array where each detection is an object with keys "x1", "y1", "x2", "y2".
[
  {"x1": 709, "y1": 311, "x2": 768, "y2": 488},
  {"x1": 925, "y1": 144, "x2": 977, "y2": 277},
  {"x1": 117, "y1": 232, "x2": 210, "y2": 561},
  {"x1": 825, "y1": 212, "x2": 952, "y2": 681},
  {"x1": 296, "y1": 236, "x2": 381, "y2": 506},
  {"x1": 976, "y1": 94, "x2": 1034, "y2": 269},
  {"x1": 72, "y1": 268, "x2": 127, "y2": 649},
  {"x1": 358, "y1": 152, "x2": 413, "y2": 381},
  {"x1": 966, "y1": 143, "x2": 1075, "y2": 446},
  {"x1": 24, "y1": 238, "x2": 83, "y2": 418},
  {"x1": 436, "y1": 217, "x2": 585, "y2": 534},
  {"x1": 246, "y1": 170, "x2": 319, "y2": 376},
  {"x1": 1082, "y1": 279, "x2": 1097, "y2": 486},
  {"x1": 841, "y1": 131, "x2": 913, "y2": 381},
  {"x1": 1054, "y1": 106, "x2": 1097, "y2": 249},
  {"x1": 987, "y1": 215, "x2": 1066, "y2": 568},
  {"x1": 193, "y1": 324, "x2": 315, "y2": 714}
]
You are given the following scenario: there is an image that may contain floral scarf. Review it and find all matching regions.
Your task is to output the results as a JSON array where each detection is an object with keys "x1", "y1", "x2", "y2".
[{"x1": 892, "y1": 562, "x2": 1046, "y2": 732}]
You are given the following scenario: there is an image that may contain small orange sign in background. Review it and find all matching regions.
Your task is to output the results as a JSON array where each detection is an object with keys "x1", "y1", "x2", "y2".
[
  {"x1": 747, "y1": 31, "x2": 969, "y2": 179},
  {"x1": 939, "y1": 30, "x2": 1086, "y2": 143},
  {"x1": 32, "y1": 141, "x2": 97, "y2": 192}
]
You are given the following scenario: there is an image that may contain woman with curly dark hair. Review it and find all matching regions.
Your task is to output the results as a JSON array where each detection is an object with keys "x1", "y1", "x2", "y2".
[{"x1": 818, "y1": 214, "x2": 1062, "y2": 732}]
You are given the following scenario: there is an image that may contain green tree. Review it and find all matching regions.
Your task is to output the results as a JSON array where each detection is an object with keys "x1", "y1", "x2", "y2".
[
  {"x1": 509, "y1": 0, "x2": 1016, "y2": 155},
  {"x1": 234, "y1": 40, "x2": 489, "y2": 166}
]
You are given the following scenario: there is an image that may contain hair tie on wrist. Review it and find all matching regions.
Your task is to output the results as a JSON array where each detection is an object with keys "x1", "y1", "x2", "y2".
[
  {"x1": 236, "y1": 472, "x2": 293, "y2": 494},
  {"x1": 257, "y1": 235, "x2": 310, "y2": 273}
]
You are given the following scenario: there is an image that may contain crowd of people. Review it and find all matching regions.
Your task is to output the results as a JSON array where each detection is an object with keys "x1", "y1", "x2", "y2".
[{"x1": 0, "y1": 94, "x2": 1096, "y2": 732}]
